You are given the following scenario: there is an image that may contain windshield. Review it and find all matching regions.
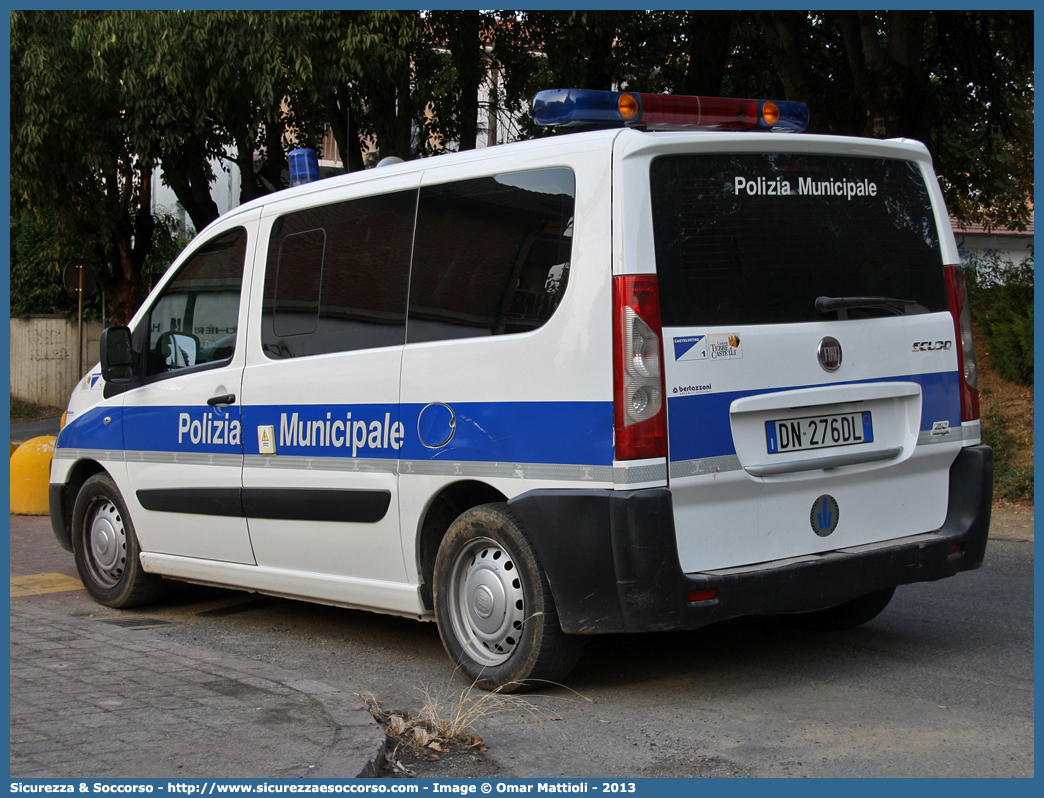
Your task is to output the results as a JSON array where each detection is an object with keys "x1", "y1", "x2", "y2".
[{"x1": 650, "y1": 153, "x2": 947, "y2": 326}]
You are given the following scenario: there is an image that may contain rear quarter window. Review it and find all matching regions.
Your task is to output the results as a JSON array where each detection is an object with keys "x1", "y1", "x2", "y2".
[
  {"x1": 650, "y1": 153, "x2": 947, "y2": 326},
  {"x1": 407, "y1": 168, "x2": 575, "y2": 343}
]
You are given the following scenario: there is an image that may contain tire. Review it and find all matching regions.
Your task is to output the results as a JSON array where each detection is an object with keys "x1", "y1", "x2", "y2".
[
  {"x1": 433, "y1": 503, "x2": 584, "y2": 693},
  {"x1": 781, "y1": 586, "x2": 896, "y2": 632},
  {"x1": 71, "y1": 473, "x2": 166, "y2": 608}
]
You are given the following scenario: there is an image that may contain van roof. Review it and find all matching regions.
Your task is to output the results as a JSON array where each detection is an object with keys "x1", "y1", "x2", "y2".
[
  {"x1": 214, "y1": 128, "x2": 623, "y2": 229},
  {"x1": 207, "y1": 127, "x2": 933, "y2": 234}
]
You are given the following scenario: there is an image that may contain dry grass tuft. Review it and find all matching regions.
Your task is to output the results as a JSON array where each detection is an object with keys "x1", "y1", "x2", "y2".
[{"x1": 363, "y1": 675, "x2": 588, "y2": 773}]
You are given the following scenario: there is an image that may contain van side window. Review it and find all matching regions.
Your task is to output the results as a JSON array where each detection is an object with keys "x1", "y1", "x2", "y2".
[
  {"x1": 261, "y1": 190, "x2": 415, "y2": 359},
  {"x1": 144, "y1": 228, "x2": 247, "y2": 378},
  {"x1": 407, "y1": 168, "x2": 575, "y2": 343}
]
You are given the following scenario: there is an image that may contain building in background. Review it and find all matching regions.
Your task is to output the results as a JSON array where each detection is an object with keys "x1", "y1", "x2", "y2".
[{"x1": 952, "y1": 215, "x2": 1034, "y2": 270}]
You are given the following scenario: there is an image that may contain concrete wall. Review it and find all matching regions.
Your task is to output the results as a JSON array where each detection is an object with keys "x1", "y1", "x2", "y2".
[{"x1": 10, "y1": 316, "x2": 103, "y2": 408}]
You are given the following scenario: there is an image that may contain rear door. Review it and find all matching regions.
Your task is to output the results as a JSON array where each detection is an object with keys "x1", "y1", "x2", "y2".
[{"x1": 641, "y1": 140, "x2": 964, "y2": 572}]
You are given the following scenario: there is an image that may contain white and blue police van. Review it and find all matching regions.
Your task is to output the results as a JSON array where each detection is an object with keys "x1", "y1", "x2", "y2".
[{"x1": 50, "y1": 89, "x2": 993, "y2": 691}]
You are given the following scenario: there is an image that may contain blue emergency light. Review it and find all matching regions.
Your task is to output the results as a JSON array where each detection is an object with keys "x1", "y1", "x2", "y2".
[
  {"x1": 288, "y1": 148, "x2": 320, "y2": 186},
  {"x1": 532, "y1": 89, "x2": 808, "y2": 133}
]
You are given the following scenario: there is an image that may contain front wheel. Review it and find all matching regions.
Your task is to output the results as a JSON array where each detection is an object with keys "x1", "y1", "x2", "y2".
[
  {"x1": 433, "y1": 503, "x2": 584, "y2": 692},
  {"x1": 71, "y1": 473, "x2": 166, "y2": 608}
]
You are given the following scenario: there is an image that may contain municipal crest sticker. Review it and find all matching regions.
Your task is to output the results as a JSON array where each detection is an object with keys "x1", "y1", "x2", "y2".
[
  {"x1": 673, "y1": 335, "x2": 708, "y2": 361},
  {"x1": 709, "y1": 333, "x2": 743, "y2": 360}
]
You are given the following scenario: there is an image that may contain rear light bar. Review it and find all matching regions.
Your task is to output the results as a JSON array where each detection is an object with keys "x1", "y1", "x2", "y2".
[
  {"x1": 532, "y1": 89, "x2": 809, "y2": 132},
  {"x1": 613, "y1": 275, "x2": 667, "y2": 460},
  {"x1": 943, "y1": 264, "x2": 980, "y2": 422}
]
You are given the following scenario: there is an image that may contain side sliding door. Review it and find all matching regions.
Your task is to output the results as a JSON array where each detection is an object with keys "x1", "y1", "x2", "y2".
[{"x1": 238, "y1": 174, "x2": 420, "y2": 614}]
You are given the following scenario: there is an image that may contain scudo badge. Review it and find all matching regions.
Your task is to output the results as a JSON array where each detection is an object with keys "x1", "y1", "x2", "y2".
[{"x1": 817, "y1": 337, "x2": 842, "y2": 372}]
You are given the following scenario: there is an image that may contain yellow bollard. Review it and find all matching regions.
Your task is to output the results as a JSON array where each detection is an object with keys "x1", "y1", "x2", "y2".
[{"x1": 10, "y1": 436, "x2": 57, "y2": 516}]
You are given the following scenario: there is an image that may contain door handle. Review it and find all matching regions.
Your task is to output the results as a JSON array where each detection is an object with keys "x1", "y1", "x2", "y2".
[{"x1": 207, "y1": 393, "x2": 236, "y2": 409}]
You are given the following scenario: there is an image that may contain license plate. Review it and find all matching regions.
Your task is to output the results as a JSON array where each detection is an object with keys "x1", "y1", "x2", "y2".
[{"x1": 766, "y1": 411, "x2": 874, "y2": 454}]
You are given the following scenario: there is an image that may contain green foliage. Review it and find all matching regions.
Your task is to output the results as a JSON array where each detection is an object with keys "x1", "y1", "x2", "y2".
[
  {"x1": 979, "y1": 403, "x2": 1034, "y2": 501},
  {"x1": 11, "y1": 10, "x2": 1034, "y2": 325},
  {"x1": 9, "y1": 212, "x2": 84, "y2": 320},
  {"x1": 965, "y1": 248, "x2": 1034, "y2": 386},
  {"x1": 9, "y1": 209, "x2": 191, "y2": 321},
  {"x1": 11, "y1": 10, "x2": 158, "y2": 324},
  {"x1": 142, "y1": 209, "x2": 195, "y2": 290}
]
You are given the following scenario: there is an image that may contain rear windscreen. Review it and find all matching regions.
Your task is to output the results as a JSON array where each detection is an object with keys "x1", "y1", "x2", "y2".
[{"x1": 650, "y1": 153, "x2": 947, "y2": 326}]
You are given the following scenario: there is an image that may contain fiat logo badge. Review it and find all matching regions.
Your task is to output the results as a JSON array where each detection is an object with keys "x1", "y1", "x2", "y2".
[{"x1": 817, "y1": 337, "x2": 842, "y2": 372}]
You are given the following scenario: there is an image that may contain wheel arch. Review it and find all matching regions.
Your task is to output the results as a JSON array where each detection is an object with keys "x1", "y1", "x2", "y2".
[
  {"x1": 414, "y1": 480, "x2": 507, "y2": 612},
  {"x1": 51, "y1": 459, "x2": 107, "y2": 552}
]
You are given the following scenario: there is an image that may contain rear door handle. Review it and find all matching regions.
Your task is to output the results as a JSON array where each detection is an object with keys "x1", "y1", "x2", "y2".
[{"x1": 207, "y1": 393, "x2": 236, "y2": 408}]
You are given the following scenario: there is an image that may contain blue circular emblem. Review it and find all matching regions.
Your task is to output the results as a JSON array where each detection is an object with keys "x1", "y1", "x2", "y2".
[{"x1": 810, "y1": 495, "x2": 840, "y2": 537}]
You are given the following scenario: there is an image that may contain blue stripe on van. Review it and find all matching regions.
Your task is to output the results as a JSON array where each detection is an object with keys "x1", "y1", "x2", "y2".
[
  {"x1": 240, "y1": 402, "x2": 614, "y2": 465},
  {"x1": 61, "y1": 401, "x2": 615, "y2": 467},
  {"x1": 666, "y1": 371, "x2": 961, "y2": 463},
  {"x1": 399, "y1": 401, "x2": 614, "y2": 465},
  {"x1": 56, "y1": 405, "x2": 126, "y2": 451}
]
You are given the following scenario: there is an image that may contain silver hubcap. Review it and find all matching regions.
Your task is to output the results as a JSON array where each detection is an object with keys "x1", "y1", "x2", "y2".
[
  {"x1": 448, "y1": 537, "x2": 525, "y2": 667},
  {"x1": 85, "y1": 498, "x2": 127, "y2": 588}
]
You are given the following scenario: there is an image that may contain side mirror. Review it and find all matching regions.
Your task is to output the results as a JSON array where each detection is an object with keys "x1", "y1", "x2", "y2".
[{"x1": 100, "y1": 326, "x2": 135, "y2": 384}]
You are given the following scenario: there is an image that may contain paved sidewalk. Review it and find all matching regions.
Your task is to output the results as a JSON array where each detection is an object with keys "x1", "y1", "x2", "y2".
[
  {"x1": 989, "y1": 504, "x2": 1034, "y2": 542},
  {"x1": 10, "y1": 601, "x2": 387, "y2": 779}
]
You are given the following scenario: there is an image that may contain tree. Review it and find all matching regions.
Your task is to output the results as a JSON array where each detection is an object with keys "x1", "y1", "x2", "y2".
[
  {"x1": 499, "y1": 11, "x2": 1032, "y2": 233},
  {"x1": 311, "y1": 10, "x2": 424, "y2": 165},
  {"x1": 9, "y1": 212, "x2": 81, "y2": 320},
  {"x1": 12, "y1": 10, "x2": 1032, "y2": 328},
  {"x1": 11, "y1": 10, "x2": 157, "y2": 325},
  {"x1": 118, "y1": 10, "x2": 325, "y2": 228},
  {"x1": 736, "y1": 11, "x2": 1032, "y2": 230}
]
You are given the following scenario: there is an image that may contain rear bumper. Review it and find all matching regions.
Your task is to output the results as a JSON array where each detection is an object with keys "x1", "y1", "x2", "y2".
[{"x1": 509, "y1": 445, "x2": 993, "y2": 634}]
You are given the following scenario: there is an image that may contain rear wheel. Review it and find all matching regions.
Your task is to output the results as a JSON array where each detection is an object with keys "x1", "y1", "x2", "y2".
[
  {"x1": 71, "y1": 473, "x2": 165, "y2": 608},
  {"x1": 782, "y1": 586, "x2": 896, "y2": 632},
  {"x1": 433, "y1": 503, "x2": 584, "y2": 692}
]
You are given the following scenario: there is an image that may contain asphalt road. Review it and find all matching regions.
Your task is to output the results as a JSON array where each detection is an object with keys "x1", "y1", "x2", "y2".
[{"x1": 9, "y1": 510, "x2": 1033, "y2": 778}]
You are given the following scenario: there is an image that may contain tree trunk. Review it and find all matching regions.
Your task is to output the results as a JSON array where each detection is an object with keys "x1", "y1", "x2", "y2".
[
  {"x1": 328, "y1": 87, "x2": 366, "y2": 172},
  {"x1": 451, "y1": 11, "x2": 482, "y2": 152},
  {"x1": 681, "y1": 11, "x2": 732, "y2": 96},
  {"x1": 582, "y1": 16, "x2": 618, "y2": 91},
  {"x1": 162, "y1": 149, "x2": 221, "y2": 231},
  {"x1": 235, "y1": 133, "x2": 261, "y2": 204}
]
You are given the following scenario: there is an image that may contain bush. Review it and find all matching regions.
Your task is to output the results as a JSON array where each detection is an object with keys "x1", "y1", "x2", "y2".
[
  {"x1": 10, "y1": 208, "x2": 192, "y2": 322},
  {"x1": 964, "y1": 248, "x2": 1034, "y2": 386},
  {"x1": 9, "y1": 211, "x2": 83, "y2": 319},
  {"x1": 980, "y1": 403, "x2": 1034, "y2": 501}
]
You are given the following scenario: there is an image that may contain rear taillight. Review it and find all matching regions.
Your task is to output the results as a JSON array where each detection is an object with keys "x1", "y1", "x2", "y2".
[
  {"x1": 944, "y1": 264, "x2": 980, "y2": 422},
  {"x1": 613, "y1": 275, "x2": 667, "y2": 460}
]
